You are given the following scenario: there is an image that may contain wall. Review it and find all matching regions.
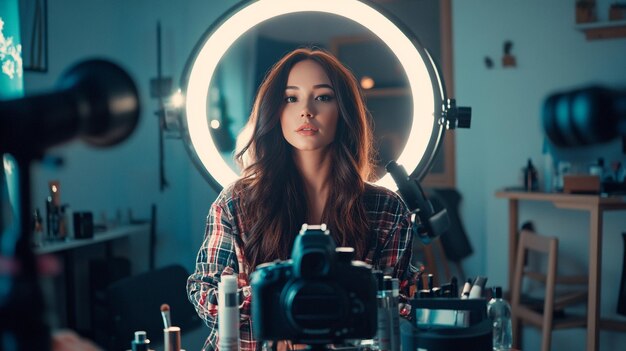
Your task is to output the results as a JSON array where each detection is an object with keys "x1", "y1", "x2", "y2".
[{"x1": 453, "y1": 0, "x2": 626, "y2": 350}]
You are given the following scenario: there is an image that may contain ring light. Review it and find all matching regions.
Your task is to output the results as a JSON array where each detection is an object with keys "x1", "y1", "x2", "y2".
[{"x1": 182, "y1": 0, "x2": 448, "y2": 191}]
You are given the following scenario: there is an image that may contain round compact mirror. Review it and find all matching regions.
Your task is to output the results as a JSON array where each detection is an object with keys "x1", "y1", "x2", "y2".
[{"x1": 181, "y1": 0, "x2": 449, "y2": 191}]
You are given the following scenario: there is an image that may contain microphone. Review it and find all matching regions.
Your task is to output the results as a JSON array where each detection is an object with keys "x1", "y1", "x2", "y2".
[
  {"x1": 0, "y1": 59, "x2": 140, "y2": 154},
  {"x1": 385, "y1": 161, "x2": 449, "y2": 243},
  {"x1": 542, "y1": 85, "x2": 626, "y2": 147}
]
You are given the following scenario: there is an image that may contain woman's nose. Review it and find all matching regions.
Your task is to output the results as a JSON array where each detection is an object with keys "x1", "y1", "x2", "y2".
[{"x1": 300, "y1": 102, "x2": 314, "y2": 118}]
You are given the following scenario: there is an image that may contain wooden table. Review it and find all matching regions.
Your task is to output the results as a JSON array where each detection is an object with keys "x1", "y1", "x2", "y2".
[{"x1": 496, "y1": 191, "x2": 626, "y2": 351}]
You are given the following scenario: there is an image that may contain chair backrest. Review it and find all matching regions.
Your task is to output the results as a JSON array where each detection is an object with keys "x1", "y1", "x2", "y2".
[
  {"x1": 104, "y1": 264, "x2": 202, "y2": 350},
  {"x1": 511, "y1": 230, "x2": 558, "y2": 322}
]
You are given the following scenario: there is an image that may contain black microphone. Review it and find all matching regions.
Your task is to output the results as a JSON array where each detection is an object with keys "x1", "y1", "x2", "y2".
[
  {"x1": 385, "y1": 161, "x2": 449, "y2": 243},
  {"x1": 0, "y1": 59, "x2": 140, "y2": 154},
  {"x1": 542, "y1": 85, "x2": 626, "y2": 147}
]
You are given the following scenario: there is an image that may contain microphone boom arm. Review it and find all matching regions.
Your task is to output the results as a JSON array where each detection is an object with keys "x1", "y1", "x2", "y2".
[{"x1": 386, "y1": 161, "x2": 450, "y2": 244}]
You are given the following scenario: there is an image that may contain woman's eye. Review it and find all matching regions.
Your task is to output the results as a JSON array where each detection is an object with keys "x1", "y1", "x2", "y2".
[
  {"x1": 316, "y1": 95, "x2": 334, "y2": 102},
  {"x1": 285, "y1": 96, "x2": 297, "y2": 103}
]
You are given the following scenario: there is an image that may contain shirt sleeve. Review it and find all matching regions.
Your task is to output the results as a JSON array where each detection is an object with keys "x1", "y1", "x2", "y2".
[
  {"x1": 378, "y1": 210, "x2": 419, "y2": 299},
  {"x1": 187, "y1": 197, "x2": 253, "y2": 351}
]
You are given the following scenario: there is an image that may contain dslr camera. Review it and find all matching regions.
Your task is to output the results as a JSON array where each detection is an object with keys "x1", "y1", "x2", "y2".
[{"x1": 250, "y1": 224, "x2": 377, "y2": 344}]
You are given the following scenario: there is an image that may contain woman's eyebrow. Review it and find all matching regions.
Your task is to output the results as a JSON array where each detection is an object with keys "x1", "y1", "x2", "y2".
[
  {"x1": 285, "y1": 84, "x2": 334, "y2": 91},
  {"x1": 314, "y1": 84, "x2": 334, "y2": 91}
]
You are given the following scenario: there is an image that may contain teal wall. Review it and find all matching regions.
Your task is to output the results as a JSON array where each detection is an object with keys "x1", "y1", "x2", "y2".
[{"x1": 454, "y1": 1, "x2": 626, "y2": 350}]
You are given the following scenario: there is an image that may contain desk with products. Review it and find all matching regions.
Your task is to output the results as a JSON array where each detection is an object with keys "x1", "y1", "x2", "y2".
[
  {"x1": 34, "y1": 223, "x2": 150, "y2": 329},
  {"x1": 496, "y1": 191, "x2": 626, "y2": 351}
]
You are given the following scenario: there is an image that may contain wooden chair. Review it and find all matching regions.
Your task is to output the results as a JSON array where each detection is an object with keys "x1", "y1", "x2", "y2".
[{"x1": 511, "y1": 229, "x2": 588, "y2": 351}]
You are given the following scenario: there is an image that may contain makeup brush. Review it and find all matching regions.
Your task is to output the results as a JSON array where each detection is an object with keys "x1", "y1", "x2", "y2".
[{"x1": 161, "y1": 303, "x2": 171, "y2": 329}]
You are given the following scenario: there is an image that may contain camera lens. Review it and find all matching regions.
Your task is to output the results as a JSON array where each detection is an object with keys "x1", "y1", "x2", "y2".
[{"x1": 284, "y1": 282, "x2": 348, "y2": 331}]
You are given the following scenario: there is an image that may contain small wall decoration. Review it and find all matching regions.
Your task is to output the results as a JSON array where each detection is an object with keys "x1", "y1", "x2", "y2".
[{"x1": 502, "y1": 40, "x2": 516, "y2": 68}]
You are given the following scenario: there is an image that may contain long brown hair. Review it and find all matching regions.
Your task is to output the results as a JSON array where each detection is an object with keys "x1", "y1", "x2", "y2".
[{"x1": 234, "y1": 48, "x2": 374, "y2": 272}]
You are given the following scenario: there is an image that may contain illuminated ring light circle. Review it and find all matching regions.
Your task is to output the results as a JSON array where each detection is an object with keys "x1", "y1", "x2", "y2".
[{"x1": 182, "y1": 0, "x2": 446, "y2": 191}]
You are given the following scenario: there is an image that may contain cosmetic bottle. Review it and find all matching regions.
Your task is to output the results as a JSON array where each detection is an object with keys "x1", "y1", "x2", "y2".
[
  {"x1": 131, "y1": 331, "x2": 151, "y2": 351},
  {"x1": 388, "y1": 278, "x2": 401, "y2": 351},
  {"x1": 460, "y1": 278, "x2": 472, "y2": 299},
  {"x1": 374, "y1": 271, "x2": 390, "y2": 351},
  {"x1": 450, "y1": 276, "x2": 458, "y2": 297},
  {"x1": 523, "y1": 159, "x2": 538, "y2": 191},
  {"x1": 58, "y1": 204, "x2": 69, "y2": 240},
  {"x1": 487, "y1": 287, "x2": 512, "y2": 350},
  {"x1": 45, "y1": 196, "x2": 59, "y2": 240},
  {"x1": 218, "y1": 275, "x2": 240, "y2": 351},
  {"x1": 31, "y1": 208, "x2": 43, "y2": 246},
  {"x1": 543, "y1": 140, "x2": 556, "y2": 192}
]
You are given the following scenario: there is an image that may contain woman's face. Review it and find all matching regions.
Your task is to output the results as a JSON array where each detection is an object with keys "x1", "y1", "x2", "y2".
[{"x1": 280, "y1": 59, "x2": 339, "y2": 154}]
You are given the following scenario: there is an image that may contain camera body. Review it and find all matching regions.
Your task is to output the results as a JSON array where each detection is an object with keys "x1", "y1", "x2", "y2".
[{"x1": 250, "y1": 224, "x2": 377, "y2": 344}]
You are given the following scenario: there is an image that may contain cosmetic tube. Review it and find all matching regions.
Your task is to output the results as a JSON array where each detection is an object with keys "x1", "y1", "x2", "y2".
[
  {"x1": 374, "y1": 271, "x2": 390, "y2": 351},
  {"x1": 468, "y1": 276, "x2": 487, "y2": 299},
  {"x1": 450, "y1": 276, "x2": 458, "y2": 297},
  {"x1": 388, "y1": 278, "x2": 401, "y2": 351},
  {"x1": 218, "y1": 275, "x2": 240, "y2": 351},
  {"x1": 164, "y1": 326, "x2": 181, "y2": 351},
  {"x1": 460, "y1": 278, "x2": 472, "y2": 299}
]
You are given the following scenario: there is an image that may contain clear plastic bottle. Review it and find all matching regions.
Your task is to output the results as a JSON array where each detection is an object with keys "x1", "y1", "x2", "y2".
[{"x1": 487, "y1": 286, "x2": 512, "y2": 351}]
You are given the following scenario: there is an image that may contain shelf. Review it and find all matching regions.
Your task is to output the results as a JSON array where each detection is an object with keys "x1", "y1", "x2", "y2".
[
  {"x1": 495, "y1": 190, "x2": 626, "y2": 210},
  {"x1": 576, "y1": 19, "x2": 626, "y2": 40}
]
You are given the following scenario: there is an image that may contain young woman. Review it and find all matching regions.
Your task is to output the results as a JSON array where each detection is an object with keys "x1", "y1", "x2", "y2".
[{"x1": 187, "y1": 48, "x2": 418, "y2": 351}]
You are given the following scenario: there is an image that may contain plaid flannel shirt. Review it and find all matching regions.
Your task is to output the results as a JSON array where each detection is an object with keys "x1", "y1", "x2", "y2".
[{"x1": 187, "y1": 183, "x2": 418, "y2": 351}]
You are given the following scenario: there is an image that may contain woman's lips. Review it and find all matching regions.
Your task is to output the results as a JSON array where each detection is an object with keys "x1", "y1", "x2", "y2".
[{"x1": 296, "y1": 124, "x2": 318, "y2": 135}]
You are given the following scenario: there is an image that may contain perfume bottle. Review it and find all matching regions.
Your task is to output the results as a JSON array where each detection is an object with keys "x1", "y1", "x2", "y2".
[
  {"x1": 32, "y1": 208, "x2": 44, "y2": 246},
  {"x1": 523, "y1": 159, "x2": 538, "y2": 191}
]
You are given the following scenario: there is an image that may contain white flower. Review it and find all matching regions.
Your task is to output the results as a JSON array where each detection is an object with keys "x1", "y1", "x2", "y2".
[
  {"x1": 2, "y1": 60, "x2": 15, "y2": 79},
  {"x1": 0, "y1": 16, "x2": 23, "y2": 80}
]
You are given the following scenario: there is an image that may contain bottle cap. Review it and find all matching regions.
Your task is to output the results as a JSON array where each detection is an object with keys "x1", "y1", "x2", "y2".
[
  {"x1": 134, "y1": 331, "x2": 147, "y2": 342},
  {"x1": 219, "y1": 275, "x2": 238, "y2": 294},
  {"x1": 492, "y1": 286, "x2": 503, "y2": 299},
  {"x1": 373, "y1": 270, "x2": 384, "y2": 291},
  {"x1": 384, "y1": 275, "x2": 393, "y2": 290},
  {"x1": 391, "y1": 278, "x2": 400, "y2": 296}
]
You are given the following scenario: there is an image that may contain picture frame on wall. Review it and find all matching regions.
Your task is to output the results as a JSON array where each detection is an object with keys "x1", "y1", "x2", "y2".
[{"x1": 19, "y1": 0, "x2": 48, "y2": 72}]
